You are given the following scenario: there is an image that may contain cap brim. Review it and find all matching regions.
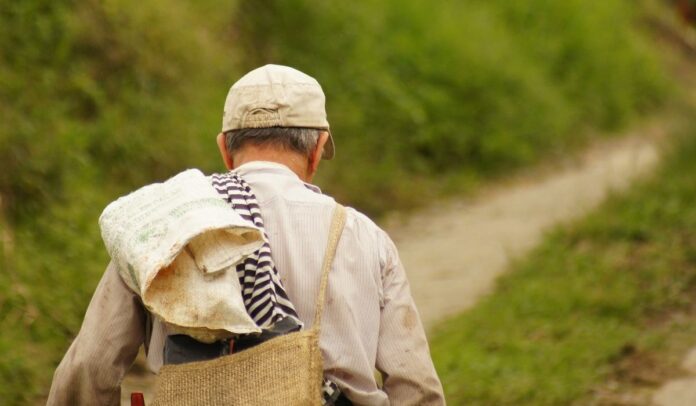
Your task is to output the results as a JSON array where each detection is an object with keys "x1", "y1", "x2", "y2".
[{"x1": 322, "y1": 130, "x2": 335, "y2": 160}]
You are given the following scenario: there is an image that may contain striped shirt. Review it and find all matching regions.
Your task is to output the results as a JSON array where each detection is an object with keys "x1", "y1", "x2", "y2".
[{"x1": 47, "y1": 161, "x2": 445, "y2": 405}]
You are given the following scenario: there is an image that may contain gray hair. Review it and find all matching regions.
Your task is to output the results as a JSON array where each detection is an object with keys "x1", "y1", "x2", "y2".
[{"x1": 224, "y1": 127, "x2": 321, "y2": 157}]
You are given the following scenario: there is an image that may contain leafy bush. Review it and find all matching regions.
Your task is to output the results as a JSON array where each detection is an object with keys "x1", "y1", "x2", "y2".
[
  {"x1": 232, "y1": 0, "x2": 668, "y2": 212},
  {"x1": 0, "y1": 0, "x2": 233, "y2": 221},
  {"x1": 478, "y1": 0, "x2": 667, "y2": 128}
]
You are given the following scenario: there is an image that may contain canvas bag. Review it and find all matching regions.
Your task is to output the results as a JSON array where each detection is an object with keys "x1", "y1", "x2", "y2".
[{"x1": 151, "y1": 204, "x2": 347, "y2": 406}]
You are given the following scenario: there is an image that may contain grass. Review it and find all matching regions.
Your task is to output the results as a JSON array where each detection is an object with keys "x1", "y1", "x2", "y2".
[{"x1": 429, "y1": 118, "x2": 696, "y2": 405}]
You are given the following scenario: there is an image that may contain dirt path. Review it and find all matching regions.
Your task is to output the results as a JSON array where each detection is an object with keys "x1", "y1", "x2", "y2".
[
  {"x1": 388, "y1": 127, "x2": 663, "y2": 329},
  {"x1": 120, "y1": 125, "x2": 664, "y2": 405},
  {"x1": 653, "y1": 347, "x2": 696, "y2": 406}
]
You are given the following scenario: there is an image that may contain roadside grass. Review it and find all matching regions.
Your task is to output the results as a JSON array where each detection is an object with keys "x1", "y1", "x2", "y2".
[
  {"x1": 584, "y1": 305, "x2": 696, "y2": 404},
  {"x1": 430, "y1": 120, "x2": 696, "y2": 405}
]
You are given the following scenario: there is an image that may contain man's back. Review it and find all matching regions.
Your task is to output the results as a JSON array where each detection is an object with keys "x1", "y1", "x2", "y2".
[{"x1": 238, "y1": 161, "x2": 444, "y2": 405}]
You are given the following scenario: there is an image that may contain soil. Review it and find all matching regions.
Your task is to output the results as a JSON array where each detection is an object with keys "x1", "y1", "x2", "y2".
[
  {"x1": 653, "y1": 347, "x2": 696, "y2": 406},
  {"x1": 387, "y1": 126, "x2": 663, "y2": 330}
]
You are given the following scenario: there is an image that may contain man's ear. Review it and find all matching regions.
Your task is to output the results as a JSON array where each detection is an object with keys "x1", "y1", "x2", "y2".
[
  {"x1": 307, "y1": 131, "x2": 329, "y2": 180},
  {"x1": 216, "y1": 132, "x2": 234, "y2": 170}
]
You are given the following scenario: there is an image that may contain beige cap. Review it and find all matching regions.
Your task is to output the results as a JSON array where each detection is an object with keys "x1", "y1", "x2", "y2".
[{"x1": 222, "y1": 64, "x2": 335, "y2": 159}]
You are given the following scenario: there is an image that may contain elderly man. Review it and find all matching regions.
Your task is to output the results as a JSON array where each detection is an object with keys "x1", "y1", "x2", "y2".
[{"x1": 48, "y1": 64, "x2": 445, "y2": 405}]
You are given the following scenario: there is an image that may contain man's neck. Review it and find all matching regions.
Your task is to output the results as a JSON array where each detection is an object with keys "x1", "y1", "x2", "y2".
[{"x1": 233, "y1": 147, "x2": 311, "y2": 182}]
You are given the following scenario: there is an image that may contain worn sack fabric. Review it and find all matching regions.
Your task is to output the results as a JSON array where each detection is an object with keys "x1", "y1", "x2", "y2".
[
  {"x1": 99, "y1": 169, "x2": 263, "y2": 341},
  {"x1": 153, "y1": 330, "x2": 322, "y2": 406}
]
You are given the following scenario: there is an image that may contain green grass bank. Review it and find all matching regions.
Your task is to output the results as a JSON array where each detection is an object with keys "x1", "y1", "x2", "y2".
[{"x1": 430, "y1": 118, "x2": 696, "y2": 404}]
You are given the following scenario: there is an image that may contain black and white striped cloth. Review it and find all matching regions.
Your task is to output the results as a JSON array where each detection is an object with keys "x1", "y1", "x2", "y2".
[
  {"x1": 210, "y1": 171, "x2": 344, "y2": 405},
  {"x1": 211, "y1": 171, "x2": 299, "y2": 327}
]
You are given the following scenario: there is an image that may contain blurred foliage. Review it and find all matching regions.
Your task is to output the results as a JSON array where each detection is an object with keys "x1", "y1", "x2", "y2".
[
  {"x1": 431, "y1": 119, "x2": 696, "y2": 404},
  {"x1": 0, "y1": 0, "x2": 672, "y2": 403},
  {"x1": 233, "y1": 0, "x2": 668, "y2": 212},
  {"x1": 0, "y1": 0, "x2": 232, "y2": 220}
]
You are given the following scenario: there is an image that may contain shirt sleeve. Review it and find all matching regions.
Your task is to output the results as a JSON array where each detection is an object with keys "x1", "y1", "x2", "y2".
[
  {"x1": 375, "y1": 231, "x2": 446, "y2": 405},
  {"x1": 47, "y1": 261, "x2": 146, "y2": 406}
]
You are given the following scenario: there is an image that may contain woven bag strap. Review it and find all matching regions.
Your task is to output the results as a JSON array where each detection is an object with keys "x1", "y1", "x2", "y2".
[{"x1": 312, "y1": 204, "x2": 347, "y2": 331}]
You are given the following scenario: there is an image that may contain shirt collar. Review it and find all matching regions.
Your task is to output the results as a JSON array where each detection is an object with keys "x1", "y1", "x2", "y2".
[{"x1": 232, "y1": 161, "x2": 322, "y2": 194}]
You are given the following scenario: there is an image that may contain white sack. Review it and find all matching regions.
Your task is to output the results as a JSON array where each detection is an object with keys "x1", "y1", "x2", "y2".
[{"x1": 99, "y1": 169, "x2": 262, "y2": 342}]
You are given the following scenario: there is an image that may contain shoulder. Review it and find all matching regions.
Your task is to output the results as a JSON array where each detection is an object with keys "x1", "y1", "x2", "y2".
[
  {"x1": 342, "y1": 206, "x2": 396, "y2": 267},
  {"x1": 343, "y1": 206, "x2": 383, "y2": 239}
]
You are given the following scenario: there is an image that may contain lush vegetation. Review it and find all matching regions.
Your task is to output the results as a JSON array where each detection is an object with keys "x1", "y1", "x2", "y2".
[
  {"x1": 430, "y1": 119, "x2": 696, "y2": 404},
  {"x1": 0, "y1": 0, "x2": 672, "y2": 403},
  {"x1": 236, "y1": 0, "x2": 667, "y2": 211}
]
